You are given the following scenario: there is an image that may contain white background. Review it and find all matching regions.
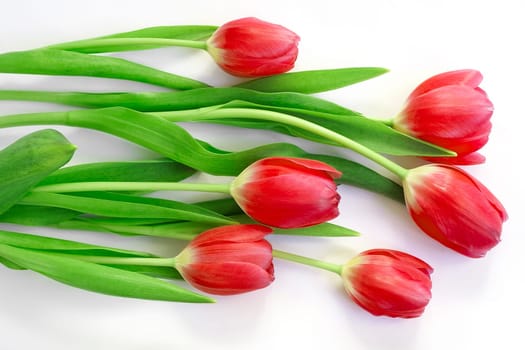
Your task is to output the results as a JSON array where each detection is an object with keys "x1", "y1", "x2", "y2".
[{"x1": 1, "y1": 1, "x2": 524, "y2": 349}]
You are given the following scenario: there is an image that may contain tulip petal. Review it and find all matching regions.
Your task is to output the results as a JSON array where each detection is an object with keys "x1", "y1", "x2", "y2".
[
  {"x1": 207, "y1": 17, "x2": 299, "y2": 77},
  {"x1": 180, "y1": 261, "x2": 274, "y2": 295},
  {"x1": 408, "y1": 69, "x2": 483, "y2": 100},
  {"x1": 188, "y1": 224, "x2": 272, "y2": 248},
  {"x1": 342, "y1": 249, "x2": 433, "y2": 318},
  {"x1": 255, "y1": 157, "x2": 342, "y2": 179},
  {"x1": 404, "y1": 165, "x2": 506, "y2": 257}
]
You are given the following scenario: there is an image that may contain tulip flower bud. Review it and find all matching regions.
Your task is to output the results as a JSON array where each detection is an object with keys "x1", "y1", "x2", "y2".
[
  {"x1": 230, "y1": 157, "x2": 342, "y2": 228},
  {"x1": 206, "y1": 17, "x2": 300, "y2": 77},
  {"x1": 403, "y1": 164, "x2": 508, "y2": 258},
  {"x1": 393, "y1": 69, "x2": 493, "y2": 165},
  {"x1": 174, "y1": 224, "x2": 274, "y2": 295},
  {"x1": 341, "y1": 249, "x2": 433, "y2": 318}
]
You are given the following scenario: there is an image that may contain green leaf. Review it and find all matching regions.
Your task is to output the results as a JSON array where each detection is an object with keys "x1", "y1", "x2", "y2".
[
  {"x1": 233, "y1": 214, "x2": 360, "y2": 237},
  {"x1": 56, "y1": 218, "x2": 213, "y2": 239},
  {"x1": 19, "y1": 191, "x2": 236, "y2": 225},
  {"x1": 0, "y1": 243, "x2": 212, "y2": 302},
  {"x1": 235, "y1": 67, "x2": 389, "y2": 93},
  {"x1": 104, "y1": 264, "x2": 183, "y2": 280},
  {"x1": 0, "y1": 256, "x2": 24, "y2": 269},
  {"x1": 0, "y1": 229, "x2": 154, "y2": 257},
  {"x1": 183, "y1": 101, "x2": 454, "y2": 157},
  {"x1": 40, "y1": 159, "x2": 196, "y2": 185},
  {"x1": 0, "y1": 87, "x2": 355, "y2": 114},
  {"x1": 0, "y1": 129, "x2": 76, "y2": 215},
  {"x1": 0, "y1": 49, "x2": 208, "y2": 90},
  {"x1": 0, "y1": 205, "x2": 80, "y2": 225},
  {"x1": 45, "y1": 25, "x2": 218, "y2": 53},
  {"x1": 0, "y1": 107, "x2": 404, "y2": 200},
  {"x1": 70, "y1": 191, "x2": 235, "y2": 224},
  {"x1": 0, "y1": 229, "x2": 183, "y2": 279}
]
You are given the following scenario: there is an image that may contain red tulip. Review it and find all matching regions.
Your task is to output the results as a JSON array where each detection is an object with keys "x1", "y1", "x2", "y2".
[
  {"x1": 403, "y1": 164, "x2": 508, "y2": 258},
  {"x1": 341, "y1": 249, "x2": 433, "y2": 318},
  {"x1": 206, "y1": 17, "x2": 300, "y2": 77},
  {"x1": 393, "y1": 69, "x2": 493, "y2": 165},
  {"x1": 174, "y1": 224, "x2": 274, "y2": 295},
  {"x1": 230, "y1": 157, "x2": 342, "y2": 228}
]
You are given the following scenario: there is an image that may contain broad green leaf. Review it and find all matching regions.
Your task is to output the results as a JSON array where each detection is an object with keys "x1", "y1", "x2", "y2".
[
  {"x1": 40, "y1": 159, "x2": 196, "y2": 185},
  {"x1": 45, "y1": 25, "x2": 218, "y2": 53},
  {"x1": 0, "y1": 256, "x2": 24, "y2": 269},
  {"x1": 0, "y1": 129, "x2": 76, "y2": 215},
  {"x1": 0, "y1": 243, "x2": 212, "y2": 302},
  {"x1": 0, "y1": 107, "x2": 404, "y2": 200},
  {"x1": 0, "y1": 205, "x2": 80, "y2": 225},
  {"x1": 0, "y1": 49, "x2": 208, "y2": 90},
  {"x1": 235, "y1": 67, "x2": 389, "y2": 93}
]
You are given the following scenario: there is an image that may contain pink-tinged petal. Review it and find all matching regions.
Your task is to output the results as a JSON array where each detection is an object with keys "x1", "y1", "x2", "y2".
[
  {"x1": 403, "y1": 165, "x2": 506, "y2": 257},
  {"x1": 408, "y1": 69, "x2": 483, "y2": 100},
  {"x1": 179, "y1": 262, "x2": 274, "y2": 295},
  {"x1": 341, "y1": 249, "x2": 432, "y2": 318}
]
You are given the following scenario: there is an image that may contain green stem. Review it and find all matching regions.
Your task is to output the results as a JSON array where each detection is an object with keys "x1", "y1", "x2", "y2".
[
  {"x1": 155, "y1": 107, "x2": 409, "y2": 179},
  {"x1": 46, "y1": 37, "x2": 208, "y2": 51},
  {"x1": 48, "y1": 253, "x2": 176, "y2": 267},
  {"x1": 32, "y1": 181, "x2": 232, "y2": 194},
  {"x1": 272, "y1": 249, "x2": 342, "y2": 275}
]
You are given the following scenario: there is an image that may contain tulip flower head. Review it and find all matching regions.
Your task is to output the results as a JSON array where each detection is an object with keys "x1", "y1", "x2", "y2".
[
  {"x1": 403, "y1": 164, "x2": 508, "y2": 258},
  {"x1": 341, "y1": 249, "x2": 433, "y2": 318},
  {"x1": 230, "y1": 157, "x2": 342, "y2": 228},
  {"x1": 206, "y1": 17, "x2": 300, "y2": 77},
  {"x1": 174, "y1": 224, "x2": 274, "y2": 295},
  {"x1": 393, "y1": 69, "x2": 494, "y2": 165}
]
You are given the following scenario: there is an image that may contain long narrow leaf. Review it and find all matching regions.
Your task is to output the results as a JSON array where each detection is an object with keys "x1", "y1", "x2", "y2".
[
  {"x1": 19, "y1": 191, "x2": 236, "y2": 225},
  {"x1": 0, "y1": 49, "x2": 208, "y2": 90},
  {"x1": 0, "y1": 243, "x2": 212, "y2": 302},
  {"x1": 235, "y1": 67, "x2": 389, "y2": 93},
  {"x1": 45, "y1": 25, "x2": 218, "y2": 53},
  {"x1": 40, "y1": 159, "x2": 196, "y2": 185},
  {"x1": 168, "y1": 102, "x2": 454, "y2": 157},
  {"x1": 0, "y1": 229, "x2": 183, "y2": 279},
  {"x1": 0, "y1": 87, "x2": 355, "y2": 114},
  {"x1": 0, "y1": 229, "x2": 154, "y2": 257},
  {"x1": 0, "y1": 205, "x2": 80, "y2": 225}
]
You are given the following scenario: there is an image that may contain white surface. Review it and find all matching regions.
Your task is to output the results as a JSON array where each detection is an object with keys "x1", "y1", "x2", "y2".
[{"x1": 1, "y1": 1, "x2": 524, "y2": 349}]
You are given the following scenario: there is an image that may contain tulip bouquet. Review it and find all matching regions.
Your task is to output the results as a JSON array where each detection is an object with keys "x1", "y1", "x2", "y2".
[{"x1": 0, "y1": 17, "x2": 507, "y2": 318}]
